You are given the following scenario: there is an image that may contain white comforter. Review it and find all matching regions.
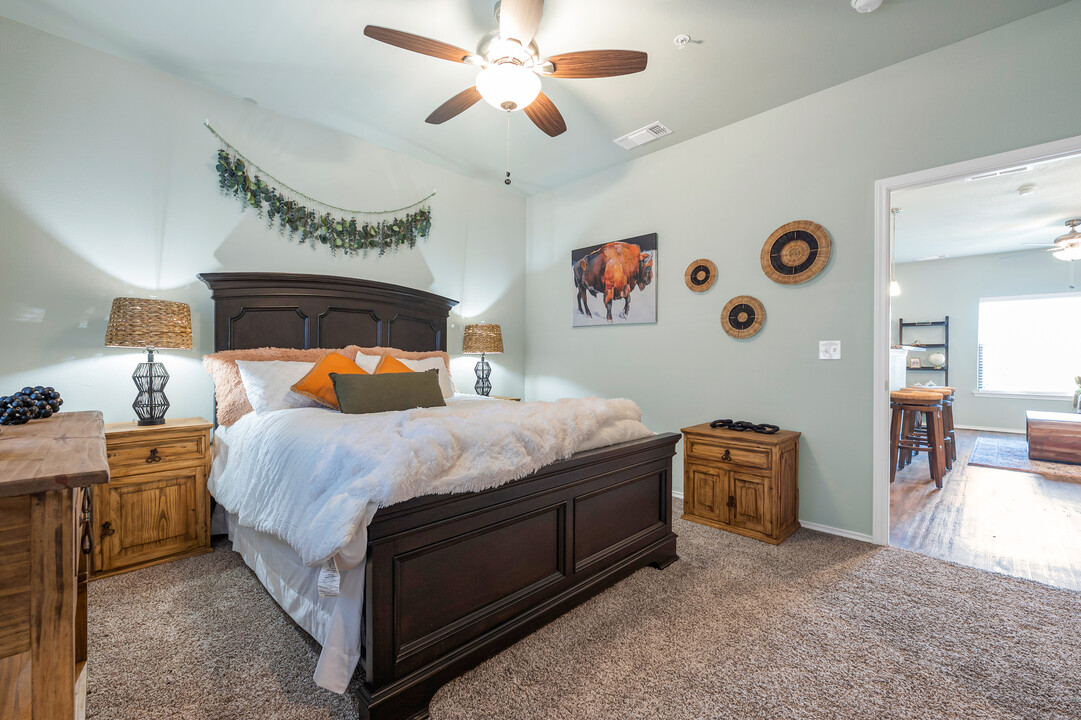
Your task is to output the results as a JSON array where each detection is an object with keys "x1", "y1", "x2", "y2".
[{"x1": 210, "y1": 395, "x2": 652, "y2": 568}]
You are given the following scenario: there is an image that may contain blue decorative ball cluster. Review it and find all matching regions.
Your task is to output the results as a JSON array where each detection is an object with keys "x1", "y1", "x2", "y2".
[{"x1": 0, "y1": 386, "x2": 63, "y2": 426}]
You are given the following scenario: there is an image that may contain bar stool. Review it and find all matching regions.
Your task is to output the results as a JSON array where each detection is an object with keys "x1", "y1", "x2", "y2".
[
  {"x1": 890, "y1": 390, "x2": 948, "y2": 488},
  {"x1": 901, "y1": 386, "x2": 957, "y2": 469}
]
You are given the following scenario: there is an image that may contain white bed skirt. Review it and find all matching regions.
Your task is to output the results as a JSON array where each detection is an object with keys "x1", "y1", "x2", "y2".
[{"x1": 216, "y1": 505, "x2": 364, "y2": 694}]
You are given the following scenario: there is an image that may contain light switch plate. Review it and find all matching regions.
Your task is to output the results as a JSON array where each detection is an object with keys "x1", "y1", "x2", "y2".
[{"x1": 819, "y1": 340, "x2": 841, "y2": 360}]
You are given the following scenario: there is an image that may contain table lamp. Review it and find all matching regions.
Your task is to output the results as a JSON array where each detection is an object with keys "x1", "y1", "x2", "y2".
[
  {"x1": 462, "y1": 323, "x2": 503, "y2": 396},
  {"x1": 105, "y1": 298, "x2": 193, "y2": 425}
]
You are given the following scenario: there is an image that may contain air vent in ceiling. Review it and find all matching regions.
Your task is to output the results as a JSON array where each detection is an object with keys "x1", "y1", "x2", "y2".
[
  {"x1": 965, "y1": 164, "x2": 1032, "y2": 181},
  {"x1": 613, "y1": 122, "x2": 672, "y2": 149}
]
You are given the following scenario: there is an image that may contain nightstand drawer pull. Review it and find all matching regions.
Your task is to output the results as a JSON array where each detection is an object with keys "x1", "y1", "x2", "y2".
[
  {"x1": 146, "y1": 448, "x2": 162, "y2": 463},
  {"x1": 721, "y1": 449, "x2": 731, "y2": 461},
  {"x1": 101, "y1": 521, "x2": 115, "y2": 540}
]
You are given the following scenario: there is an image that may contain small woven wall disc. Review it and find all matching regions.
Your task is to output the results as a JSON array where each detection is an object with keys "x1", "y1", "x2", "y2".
[
  {"x1": 684, "y1": 259, "x2": 717, "y2": 292},
  {"x1": 721, "y1": 295, "x2": 765, "y2": 339},
  {"x1": 761, "y1": 220, "x2": 832, "y2": 285}
]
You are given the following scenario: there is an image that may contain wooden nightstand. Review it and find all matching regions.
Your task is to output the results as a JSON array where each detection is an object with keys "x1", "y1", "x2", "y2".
[
  {"x1": 92, "y1": 417, "x2": 213, "y2": 578},
  {"x1": 681, "y1": 422, "x2": 801, "y2": 544}
]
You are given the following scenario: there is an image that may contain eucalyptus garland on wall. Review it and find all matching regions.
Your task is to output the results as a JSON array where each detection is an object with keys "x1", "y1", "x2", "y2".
[{"x1": 206, "y1": 121, "x2": 434, "y2": 257}]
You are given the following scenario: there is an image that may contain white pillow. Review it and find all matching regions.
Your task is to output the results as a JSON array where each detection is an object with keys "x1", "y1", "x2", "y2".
[
  {"x1": 235, "y1": 360, "x2": 323, "y2": 414},
  {"x1": 397, "y1": 357, "x2": 455, "y2": 399},
  {"x1": 353, "y1": 353, "x2": 381, "y2": 374}
]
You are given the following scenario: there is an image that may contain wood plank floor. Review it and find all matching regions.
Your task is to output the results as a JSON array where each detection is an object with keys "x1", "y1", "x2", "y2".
[{"x1": 890, "y1": 429, "x2": 1081, "y2": 591}]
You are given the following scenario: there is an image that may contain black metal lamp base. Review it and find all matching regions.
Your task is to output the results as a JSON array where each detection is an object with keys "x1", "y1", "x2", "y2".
[
  {"x1": 474, "y1": 353, "x2": 492, "y2": 396},
  {"x1": 133, "y1": 348, "x2": 171, "y2": 426}
]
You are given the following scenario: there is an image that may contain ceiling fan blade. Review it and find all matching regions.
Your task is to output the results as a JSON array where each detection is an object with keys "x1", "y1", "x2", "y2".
[
  {"x1": 426, "y1": 87, "x2": 483, "y2": 124},
  {"x1": 546, "y1": 50, "x2": 648, "y2": 78},
  {"x1": 499, "y1": 0, "x2": 544, "y2": 46},
  {"x1": 524, "y1": 92, "x2": 566, "y2": 137},
  {"x1": 363, "y1": 26, "x2": 472, "y2": 64}
]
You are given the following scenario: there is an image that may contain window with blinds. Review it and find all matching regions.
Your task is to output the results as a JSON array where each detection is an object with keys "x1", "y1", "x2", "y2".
[{"x1": 977, "y1": 292, "x2": 1081, "y2": 395}]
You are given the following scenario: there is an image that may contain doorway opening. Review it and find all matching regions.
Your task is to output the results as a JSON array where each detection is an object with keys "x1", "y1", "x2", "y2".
[{"x1": 872, "y1": 134, "x2": 1081, "y2": 590}]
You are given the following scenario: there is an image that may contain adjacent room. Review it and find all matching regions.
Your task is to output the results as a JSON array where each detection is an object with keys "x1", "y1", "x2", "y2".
[
  {"x1": 2, "y1": 1, "x2": 1081, "y2": 719},
  {"x1": 887, "y1": 152, "x2": 1081, "y2": 590}
]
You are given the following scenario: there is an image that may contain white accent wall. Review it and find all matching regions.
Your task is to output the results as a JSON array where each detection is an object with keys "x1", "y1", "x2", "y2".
[
  {"x1": 524, "y1": 2, "x2": 1081, "y2": 536},
  {"x1": 891, "y1": 251, "x2": 1077, "y2": 431},
  {"x1": 0, "y1": 18, "x2": 527, "y2": 423}
]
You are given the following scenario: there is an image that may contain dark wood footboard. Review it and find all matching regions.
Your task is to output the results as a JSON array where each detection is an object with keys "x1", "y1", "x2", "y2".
[{"x1": 358, "y1": 432, "x2": 680, "y2": 720}]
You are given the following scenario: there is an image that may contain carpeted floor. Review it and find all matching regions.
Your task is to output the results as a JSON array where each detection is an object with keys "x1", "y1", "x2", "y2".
[
  {"x1": 968, "y1": 434, "x2": 1081, "y2": 480},
  {"x1": 88, "y1": 505, "x2": 1081, "y2": 720}
]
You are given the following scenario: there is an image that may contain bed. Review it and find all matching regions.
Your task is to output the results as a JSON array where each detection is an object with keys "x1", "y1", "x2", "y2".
[{"x1": 197, "y1": 271, "x2": 680, "y2": 720}]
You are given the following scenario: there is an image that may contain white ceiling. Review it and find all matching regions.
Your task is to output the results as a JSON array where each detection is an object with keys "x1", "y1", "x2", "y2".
[
  {"x1": 0, "y1": 0, "x2": 1069, "y2": 193},
  {"x1": 893, "y1": 152, "x2": 1081, "y2": 264}
]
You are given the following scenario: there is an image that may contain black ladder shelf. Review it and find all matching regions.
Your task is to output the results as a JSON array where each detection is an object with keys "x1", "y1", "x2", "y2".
[{"x1": 898, "y1": 316, "x2": 949, "y2": 386}]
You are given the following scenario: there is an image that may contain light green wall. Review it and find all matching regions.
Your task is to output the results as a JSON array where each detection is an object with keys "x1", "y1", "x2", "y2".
[
  {"x1": 891, "y1": 251, "x2": 1077, "y2": 430},
  {"x1": 0, "y1": 18, "x2": 527, "y2": 424},
  {"x1": 524, "y1": 1, "x2": 1081, "y2": 535}
]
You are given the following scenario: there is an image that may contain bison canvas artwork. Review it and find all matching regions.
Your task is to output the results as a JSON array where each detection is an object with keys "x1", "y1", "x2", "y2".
[{"x1": 572, "y1": 233, "x2": 657, "y2": 327}]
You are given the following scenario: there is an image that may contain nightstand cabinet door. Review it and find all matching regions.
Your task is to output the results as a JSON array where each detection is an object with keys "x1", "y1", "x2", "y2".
[
  {"x1": 730, "y1": 472, "x2": 770, "y2": 536},
  {"x1": 96, "y1": 466, "x2": 206, "y2": 573},
  {"x1": 686, "y1": 463, "x2": 728, "y2": 523}
]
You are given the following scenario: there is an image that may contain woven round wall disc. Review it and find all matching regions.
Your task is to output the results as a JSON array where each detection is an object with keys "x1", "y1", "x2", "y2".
[
  {"x1": 761, "y1": 220, "x2": 832, "y2": 285},
  {"x1": 721, "y1": 295, "x2": 765, "y2": 339},
  {"x1": 684, "y1": 259, "x2": 717, "y2": 292}
]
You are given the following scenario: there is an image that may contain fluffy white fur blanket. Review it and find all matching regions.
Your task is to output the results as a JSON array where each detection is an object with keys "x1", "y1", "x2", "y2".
[{"x1": 210, "y1": 396, "x2": 652, "y2": 567}]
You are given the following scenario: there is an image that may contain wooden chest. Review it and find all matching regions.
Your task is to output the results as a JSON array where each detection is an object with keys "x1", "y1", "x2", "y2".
[
  {"x1": 0, "y1": 411, "x2": 110, "y2": 720},
  {"x1": 1027, "y1": 411, "x2": 1081, "y2": 464},
  {"x1": 680, "y1": 422, "x2": 801, "y2": 544}
]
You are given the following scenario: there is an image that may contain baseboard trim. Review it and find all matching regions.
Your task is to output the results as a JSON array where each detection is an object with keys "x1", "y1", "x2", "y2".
[
  {"x1": 956, "y1": 424, "x2": 1024, "y2": 434},
  {"x1": 672, "y1": 490, "x2": 684, "y2": 501},
  {"x1": 797, "y1": 521, "x2": 875, "y2": 544}
]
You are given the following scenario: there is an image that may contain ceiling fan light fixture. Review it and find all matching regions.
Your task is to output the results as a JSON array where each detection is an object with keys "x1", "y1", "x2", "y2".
[
  {"x1": 476, "y1": 63, "x2": 541, "y2": 111},
  {"x1": 1053, "y1": 245, "x2": 1081, "y2": 262}
]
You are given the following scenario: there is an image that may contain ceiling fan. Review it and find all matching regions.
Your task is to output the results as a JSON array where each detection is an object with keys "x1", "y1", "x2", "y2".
[
  {"x1": 1024, "y1": 218, "x2": 1081, "y2": 261},
  {"x1": 363, "y1": 0, "x2": 648, "y2": 138}
]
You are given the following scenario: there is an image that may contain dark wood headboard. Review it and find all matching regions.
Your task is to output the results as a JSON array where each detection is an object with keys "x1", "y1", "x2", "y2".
[{"x1": 197, "y1": 272, "x2": 458, "y2": 353}]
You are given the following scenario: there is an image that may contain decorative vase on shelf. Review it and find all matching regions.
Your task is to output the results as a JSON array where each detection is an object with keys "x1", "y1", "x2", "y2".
[{"x1": 928, "y1": 352, "x2": 946, "y2": 369}]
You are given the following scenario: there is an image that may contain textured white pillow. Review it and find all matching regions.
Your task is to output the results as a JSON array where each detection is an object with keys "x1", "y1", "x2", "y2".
[
  {"x1": 397, "y1": 357, "x2": 454, "y2": 398},
  {"x1": 235, "y1": 360, "x2": 323, "y2": 414},
  {"x1": 353, "y1": 353, "x2": 381, "y2": 374}
]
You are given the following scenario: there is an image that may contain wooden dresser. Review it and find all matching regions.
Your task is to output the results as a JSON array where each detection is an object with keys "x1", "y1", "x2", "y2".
[
  {"x1": 93, "y1": 418, "x2": 213, "y2": 579},
  {"x1": 0, "y1": 411, "x2": 110, "y2": 720},
  {"x1": 681, "y1": 422, "x2": 801, "y2": 544}
]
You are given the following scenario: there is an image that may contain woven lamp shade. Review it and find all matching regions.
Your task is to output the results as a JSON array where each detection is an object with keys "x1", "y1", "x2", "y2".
[
  {"x1": 462, "y1": 324, "x2": 503, "y2": 354},
  {"x1": 105, "y1": 298, "x2": 193, "y2": 350}
]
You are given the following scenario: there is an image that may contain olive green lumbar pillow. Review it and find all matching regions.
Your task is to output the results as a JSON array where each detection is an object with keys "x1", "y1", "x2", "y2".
[{"x1": 330, "y1": 369, "x2": 446, "y2": 415}]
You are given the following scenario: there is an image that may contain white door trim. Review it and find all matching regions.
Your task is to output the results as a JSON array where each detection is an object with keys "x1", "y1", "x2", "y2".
[{"x1": 871, "y1": 133, "x2": 1081, "y2": 546}]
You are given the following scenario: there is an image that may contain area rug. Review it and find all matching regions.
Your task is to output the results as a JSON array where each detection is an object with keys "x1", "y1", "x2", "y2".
[
  {"x1": 86, "y1": 505, "x2": 1081, "y2": 720},
  {"x1": 968, "y1": 433, "x2": 1081, "y2": 480}
]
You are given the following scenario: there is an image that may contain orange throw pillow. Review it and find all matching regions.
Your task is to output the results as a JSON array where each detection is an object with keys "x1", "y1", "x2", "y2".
[
  {"x1": 291, "y1": 352, "x2": 369, "y2": 409},
  {"x1": 374, "y1": 355, "x2": 415, "y2": 375}
]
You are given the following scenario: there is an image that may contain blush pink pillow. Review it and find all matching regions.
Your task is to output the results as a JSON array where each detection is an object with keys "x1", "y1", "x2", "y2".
[
  {"x1": 203, "y1": 347, "x2": 342, "y2": 426},
  {"x1": 344, "y1": 346, "x2": 450, "y2": 371}
]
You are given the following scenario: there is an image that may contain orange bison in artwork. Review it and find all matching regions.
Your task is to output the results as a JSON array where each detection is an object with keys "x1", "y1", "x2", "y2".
[{"x1": 572, "y1": 235, "x2": 656, "y2": 325}]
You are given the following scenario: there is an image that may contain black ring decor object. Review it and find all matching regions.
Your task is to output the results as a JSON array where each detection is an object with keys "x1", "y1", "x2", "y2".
[{"x1": 709, "y1": 418, "x2": 780, "y2": 434}]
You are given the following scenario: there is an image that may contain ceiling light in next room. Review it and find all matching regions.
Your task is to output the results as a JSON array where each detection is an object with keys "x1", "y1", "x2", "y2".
[{"x1": 851, "y1": 0, "x2": 884, "y2": 13}]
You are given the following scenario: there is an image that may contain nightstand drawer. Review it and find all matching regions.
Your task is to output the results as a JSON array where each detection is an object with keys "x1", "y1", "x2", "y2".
[
  {"x1": 106, "y1": 434, "x2": 206, "y2": 472},
  {"x1": 685, "y1": 436, "x2": 771, "y2": 470}
]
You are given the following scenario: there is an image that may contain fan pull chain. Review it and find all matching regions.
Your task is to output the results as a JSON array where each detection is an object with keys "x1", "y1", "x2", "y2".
[{"x1": 505, "y1": 110, "x2": 512, "y2": 186}]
